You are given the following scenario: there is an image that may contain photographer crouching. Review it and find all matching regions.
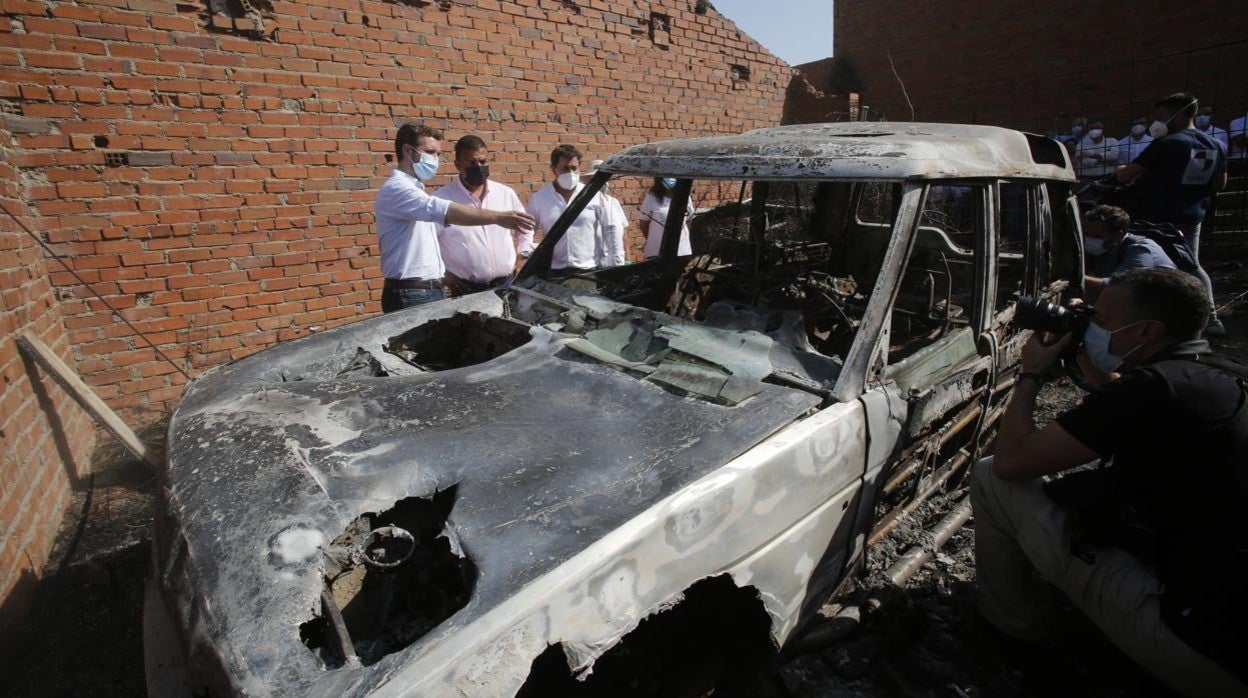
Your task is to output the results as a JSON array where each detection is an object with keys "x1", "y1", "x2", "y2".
[{"x1": 972, "y1": 268, "x2": 1247, "y2": 696}]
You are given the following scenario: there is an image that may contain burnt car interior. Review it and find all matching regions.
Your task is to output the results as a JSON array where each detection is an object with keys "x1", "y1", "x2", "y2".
[{"x1": 518, "y1": 178, "x2": 903, "y2": 372}]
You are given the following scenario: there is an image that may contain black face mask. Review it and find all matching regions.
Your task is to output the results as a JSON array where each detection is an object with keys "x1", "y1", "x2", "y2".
[{"x1": 463, "y1": 163, "x2": 489, "y2": 187}]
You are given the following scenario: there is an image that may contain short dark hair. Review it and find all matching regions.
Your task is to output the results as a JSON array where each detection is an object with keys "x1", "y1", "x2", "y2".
[
  {"x1": 550, "y1": 144, "x2": 582, "y2": 169},
  {"x1": 1155, "y1": 92, "x2": 1198, "y2": 121},
  {"x1": 1112, "y1": 267, "x2": 1210, "y2": 340},
  {"x1": 395, "y1": 122, "x2": 443, "y2": 162},
  {"x1": 455, "y1": 134, "x2": 487, "y2": 159},
  {"x1": 1083, "y1": 204, "x2": 1130, "y2": 234}
]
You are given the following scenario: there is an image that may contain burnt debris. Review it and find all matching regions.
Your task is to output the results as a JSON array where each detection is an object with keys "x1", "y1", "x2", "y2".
[{"x1": 300, "y1": 487, "x2": 475, "y2": 668}]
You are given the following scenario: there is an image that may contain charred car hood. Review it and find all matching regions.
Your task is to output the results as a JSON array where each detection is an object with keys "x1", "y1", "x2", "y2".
[{"x1": 159, "y1": 292, "x2": 822, "y2": 695}]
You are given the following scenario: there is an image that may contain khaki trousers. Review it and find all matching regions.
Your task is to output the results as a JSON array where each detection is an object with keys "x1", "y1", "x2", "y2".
[{"x1": 970, "y1": 458, "x2": 1247, "y2": 698}]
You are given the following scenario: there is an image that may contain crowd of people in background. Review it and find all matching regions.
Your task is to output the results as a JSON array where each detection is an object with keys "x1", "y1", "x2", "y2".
[
  {"x1": 1051, "y1": 105, "x2": 1247, "y2": 179},
  {"x1": 1048, "y1": 93, "x2": 1235, "y2": 335}
]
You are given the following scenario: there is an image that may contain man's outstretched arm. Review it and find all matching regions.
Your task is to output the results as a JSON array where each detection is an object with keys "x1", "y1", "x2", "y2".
[{"x1": 445, "y1": 203, "x2": 534, "y2": 231}]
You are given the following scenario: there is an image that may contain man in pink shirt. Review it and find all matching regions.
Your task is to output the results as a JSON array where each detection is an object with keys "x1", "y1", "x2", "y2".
[{"x1": 432, "y1": 135, "x2": 530, "y2": 296}]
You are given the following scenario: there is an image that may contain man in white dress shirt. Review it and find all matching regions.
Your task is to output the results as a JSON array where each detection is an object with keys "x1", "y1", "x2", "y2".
[
  {"x1": 433, "y1": 135, "x2": 530, "y2": 296},
  {"x1": 1075, "y1": 120, "x2": 1119, "y2": 179},
  {"x1": 581, "y1": 160, "x2": 629, "y2": 267},
  {"x1": 1119, "y1": 117, "x2": 1153, "y2": 163},
  {"x1": 525, "y1": 144, "x2": 607, "y2": 274},
  {"x1": 374, "y1": 123, "x2": 534, "y2": 312}
]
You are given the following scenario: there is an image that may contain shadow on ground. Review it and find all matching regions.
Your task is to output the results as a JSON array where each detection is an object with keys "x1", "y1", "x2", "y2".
[{"x1": 0, "y1": 422, "x2": 161, "y2": 698}]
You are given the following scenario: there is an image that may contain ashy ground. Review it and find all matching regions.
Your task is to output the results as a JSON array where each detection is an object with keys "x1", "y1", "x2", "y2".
[{"x1": 4, "y1": 260, "x2": 1247, "y2": 697}]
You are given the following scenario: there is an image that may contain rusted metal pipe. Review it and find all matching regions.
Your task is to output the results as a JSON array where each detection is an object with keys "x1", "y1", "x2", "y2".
[
  {"x1": 787, "y1": 498, "x2": 974, "y2": 657},
  {"x1": 869, "y1": 450, "x2": 969, "y2": 546},
  {"x1": 882, "y1": 404, "x2": 982, "y2": 495},
  {"x1": 320, "y1": 590, "x2": 355, "y2": 663},
  {"x1": 885, "y1": 498, "x2": 973, "y2": 586}
]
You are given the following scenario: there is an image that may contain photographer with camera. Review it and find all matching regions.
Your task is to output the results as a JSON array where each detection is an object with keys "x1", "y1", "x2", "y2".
[
  {"x1": 972, "y1": 268, "x2": 1248, "y2": 697},
  {"x1": 1082, "y1": 204, "x2": 1175, "y2": 299}
]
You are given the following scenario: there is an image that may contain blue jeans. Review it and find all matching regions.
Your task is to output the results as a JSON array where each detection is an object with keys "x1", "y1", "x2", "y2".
[{"x1": 381, "y1": 286, "x2": 445, "y2": 313}]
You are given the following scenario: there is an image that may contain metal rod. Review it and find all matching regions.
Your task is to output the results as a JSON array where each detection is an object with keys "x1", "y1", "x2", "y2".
[
  {"x1": 320, "y1": 589, "x2": 355, "y2": 663},
  {"x1": 869, "y1": 450, "x2": 969, "y2": 546},
  {"x1": 885, "y1": 498, "x2": 973, "y2": 586},
  {"x1": 882, "y1": 403, "x2": 982, "y2": 496},
  {"x1": 787, "y1": 498, "x2": 975, "y2": 656}
]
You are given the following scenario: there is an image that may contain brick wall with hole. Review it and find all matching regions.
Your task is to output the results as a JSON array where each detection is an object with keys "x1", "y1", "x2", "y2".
[
  {"x1": 0, "y1": 0, "x2": 793, "y2": 424},
  {"x1": 834, "y1": 0, "x2": 1248, "y2": 133},
  {"x1": 0, "y1": 115, "x2": 96, "y2": 647}
]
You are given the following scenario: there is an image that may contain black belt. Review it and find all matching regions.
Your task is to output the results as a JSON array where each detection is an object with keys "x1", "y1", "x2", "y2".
[
  {"x1": 446, "y1": 273, "x2": 509, "y2": 294},
  {"x1": 384, "y1": 277, "x2": 443, "y2": 290}
]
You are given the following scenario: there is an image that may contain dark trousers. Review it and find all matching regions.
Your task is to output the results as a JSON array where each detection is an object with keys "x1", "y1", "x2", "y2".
[
  {"x1": 381, "y1": 285, "x2": 445, "y2": 313},
  {"x1": 444, "y1": 273, "x2": 511, "y2": 297}
]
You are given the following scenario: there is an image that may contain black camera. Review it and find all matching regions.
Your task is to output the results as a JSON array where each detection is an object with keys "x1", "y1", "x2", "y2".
[{"x1": 1015, "y1": 296, "x2": 1093, "y2": 337}]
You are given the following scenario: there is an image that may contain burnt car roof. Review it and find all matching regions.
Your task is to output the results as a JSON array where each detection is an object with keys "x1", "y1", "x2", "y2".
[{"x1": 599, "y1": 122, "x2": 1076, "y2": 182}]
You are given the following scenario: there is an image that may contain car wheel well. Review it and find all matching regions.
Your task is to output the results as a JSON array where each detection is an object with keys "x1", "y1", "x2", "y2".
[{"x1": 516, "y1": 574, "x2": 786, "y2": 698}]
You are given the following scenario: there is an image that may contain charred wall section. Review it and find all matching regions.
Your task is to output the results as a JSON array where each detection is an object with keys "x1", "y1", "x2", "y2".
[{"x1": 0, "y1": 0, "x2": 792, "y2": 423}]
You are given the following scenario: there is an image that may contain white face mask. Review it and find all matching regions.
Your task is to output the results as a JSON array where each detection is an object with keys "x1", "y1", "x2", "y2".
[
  {"x1": 556, "y1": 171, "x2": 578, "y2": 190},
  {"x1": 1131, "y1": 124, "x2": 1146, "y2": 137},
  {"x1": 1088, "y1": 128, "x2": 1103, "y2": 140},
  {"x1": 1083, "y1": 236, "x2": 1107, "y2": 256},
  {"x1": 1083, "y1": 320, "x2": 1144, "y2": 373},
  {"x1": 1148, "y1": 120, "x2": 1169, "y2": 139}
]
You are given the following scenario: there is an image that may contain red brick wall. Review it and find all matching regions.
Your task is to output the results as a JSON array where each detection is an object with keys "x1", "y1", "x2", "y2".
[
  {"x1": 834, "y1": 0, "x2": 1248, "y2": 135},
  {"x1": 0, "y1": 0, "x2": 793, "y2": 423},
  {"x1": 0, "y1": 116, "x2": 95, "y2": 646}
]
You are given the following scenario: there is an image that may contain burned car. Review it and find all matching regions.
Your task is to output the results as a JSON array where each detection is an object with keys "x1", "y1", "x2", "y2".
[{"x1": 146, "y1": 123, "x2": 1083, "y2": 696}]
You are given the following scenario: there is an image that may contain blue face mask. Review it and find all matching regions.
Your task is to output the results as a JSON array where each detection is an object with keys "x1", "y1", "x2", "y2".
[
  {"x1": 661, "y1": 177, "x2": 677, "y2": 190},
  {"x1": 1083, "y1": 320, "x2": 1143, "y2": 373},
  {"x1": 1195, "y1": 115, "x2": 1212, "y2": 129},
  {"x1": 411, "y1": 149, "x2": 440, "y2": 181},
  {"x1": 1070, "y1": 125, "x2": 1083, "y2": 136}
]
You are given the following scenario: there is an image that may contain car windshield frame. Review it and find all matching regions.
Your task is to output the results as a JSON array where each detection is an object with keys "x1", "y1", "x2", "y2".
[{"x1": 516, "y1": 171, "x2": 930, "y2": 403}]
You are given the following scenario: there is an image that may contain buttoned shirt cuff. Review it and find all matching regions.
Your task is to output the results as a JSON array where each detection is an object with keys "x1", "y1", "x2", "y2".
[{"x1": 429, "y1": 196, "x2": 452, "y2": 226}]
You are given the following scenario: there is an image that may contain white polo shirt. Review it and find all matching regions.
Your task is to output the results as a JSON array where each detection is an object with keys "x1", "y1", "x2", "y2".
[
  {"x1": 526, "y1": 181, "x2": 605, "y2": 270},
  {"x1": 1075, "y1": 135, "x2": 1119, "y2": 177},
  {"x1": 374, "y1": 169, "x2": 452, "y2": 280},
  {"x1": 1227, "y1": 115, "x2": 1246, "y2": 159},
  {"x1": 640, "y1": 191, "x2": 692, "y2": 258},
  {"x1": 595, "y1": 193, "x2": 629, "y2": 267},
  {"x1": 432, "y1": 177, "x2": 526, "y2": 283},
  {"x1": 1118, "y1": 133, "x2": 1153, "y2": 163}
]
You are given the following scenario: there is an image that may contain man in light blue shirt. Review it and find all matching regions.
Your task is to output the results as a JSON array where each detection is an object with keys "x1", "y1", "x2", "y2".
[{"x1": 1082, "y1": 204, "x2": 1175, "y2": 299}]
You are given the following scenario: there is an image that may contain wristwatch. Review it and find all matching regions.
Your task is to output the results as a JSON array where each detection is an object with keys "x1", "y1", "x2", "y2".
[{"x1": 1017, "y1": 371, "x2": 1043, "y2": 386}]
